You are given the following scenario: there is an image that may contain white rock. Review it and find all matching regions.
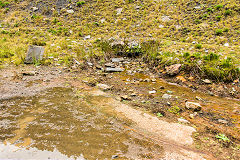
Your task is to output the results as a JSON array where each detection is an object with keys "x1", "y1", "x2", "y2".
[
  {"x1": 178, "y1": 118, "x2": 189, "y2": 123},
  {"x1": 84, "y1": 35, "x2": 91, "y2": 40},
  {"x1": 32, "y1": 7, "x2": 39, "y2": 12},
  {"x1": 116, "y1": 8, "x2": 123, "y2": 15},
  {"x1": 149, "y1": 90, "x2": 156, "y2": 94},
  {"x1": 185, "y1": 102, "x2": 202, "y2": 111},
  {"x1": 224, "y1": 43, "x2": 229, "y2": 47},
  {"x1": 203, "y1": 79, "x2": 211, "y2": 84},
  {"x1": 159, "y1": 24, "x2": 164, "y2": 28},
  {"x1": 162, "y1": 94, "x2": 171, "y2": 99},
  {"x1": 97, "y1": 84, "x2": 111, "y2": 91},
  {"x1": 66, "y1": 9, "x2": 74, "y2": 14}
]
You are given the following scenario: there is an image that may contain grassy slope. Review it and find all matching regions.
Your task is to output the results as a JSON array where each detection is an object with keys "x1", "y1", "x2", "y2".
[{"x1": 0, "y1": 0, "x2": 239, "y2": 80}]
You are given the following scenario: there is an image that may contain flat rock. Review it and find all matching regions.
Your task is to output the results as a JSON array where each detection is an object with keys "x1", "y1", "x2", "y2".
[
  {"x1": 111, "y1": 58, "x2": 124, "y2": 63},
  {"x1": 185, "y1": 102, "x2": 202, "y2": 111},
  {"x1": 66, "y1": 9, "x2": 74, "y2": 14},
  {"x1": 162, "y1": 94, "x2": 171, "y2": 99},
  {"x1": 96, "y1": 83, "x2": 111, "y2": 91},
  {"x1": 149, "y1": 90, "x2": 156, "y2": 94},
  {"x1": 22, "y1": 71, "x2": 35, "y2": 76},
  {"x1": 24, "y1": 45, "x2": 44, "y2": 64},
  {"x1": 105, "y1": 63, "x2": 115, "y2": 67},
  {"x1": 121, "y1": 95, "x2": 131, "y2": 101},
  {"x1": 218, "y1": 119, "x2": 228, "y2": 124},
  {"x1": 178, "y1": 118, "x2": 189, "y2": 123},
  {"x1": 83, "y1": 35, "x2": 90, "y2": 40},
  {"x1": 105, "y1": 67, "x2": 124, "y2": 72},
  {"x1": 32, "y1": 7, "x2": 39, "y2": 11},
  {"x1": 165, "y1": 64, "x2": 182, "y2": 76},
  {"x1": 203, "y1": 79, "x2": 211, "y2": 84}
]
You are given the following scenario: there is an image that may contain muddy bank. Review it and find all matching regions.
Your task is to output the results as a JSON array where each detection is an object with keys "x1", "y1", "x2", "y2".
[
  {"x1": 0, "y1": 72, "x2": 208, "y2": 159},
  {"x1": 76, "y1": 58, "x2": 240, "y2": 160},
  {"x1": 0, "y1": 65, "x2": 67, "y2": 101},
  {"x1": 0, "y1": 64, "x2": 239, "y2": 159}
]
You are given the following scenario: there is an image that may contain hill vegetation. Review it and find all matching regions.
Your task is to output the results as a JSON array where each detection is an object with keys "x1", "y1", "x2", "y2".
[{"x1": 0, "y1": 0, "x2": 239, "y2": 81}]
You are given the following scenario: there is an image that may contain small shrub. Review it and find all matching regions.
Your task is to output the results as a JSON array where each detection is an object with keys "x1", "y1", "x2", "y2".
[
  {"x1": 207, "y1": 8, "x2": 213, "y2": 12},
  {"x1": 223, "y1": 28, "x2": 229, "y2": 32},
  {"x1": 215, "y1": 5, "x2": 223, "y2": 10},
  {"x1": 1, "y1": 30, "x2": 9, "y2": 34},
  {"x1": 183, "y1": 52, "x2": 190, "y2": 58},
  {"x1": 76, "y1": 1, "x2": 85, "y2": 7},
  {"x1": 215, "y1": 29, "x2": 223, "y2": 35},
  {"x1": 194, "y1": 19, "x2": 201, "y2": 24},
  {"x1": 216, "y1": 134, "x2": 230, "y2": 142},
  {"x1": 168, "y1": 106, "x2": 181, "y2": 114},
  {"x1": 216, "y1": 16, "x2": 222, "y2": 21},
  {"x1": 195, "y1": 44, "x2": 202, "y2": 49},
  {"x1": 0, "y1": 1, "x2": 9, "y2": 8},
  {"x1": 203, "y1": 53, "x2": 219, "y2": 61},
  {"x1": 224, "y1": 9, "x2": 232, "y2": 16},
  {"x1": 4, "y1": 7, "x2": 9, "y2": 12}
]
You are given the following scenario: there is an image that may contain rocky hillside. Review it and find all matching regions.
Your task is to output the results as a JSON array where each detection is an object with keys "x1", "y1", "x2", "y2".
[{"x1": 0, "y1": 0, "x2": 240, "y2": 80}]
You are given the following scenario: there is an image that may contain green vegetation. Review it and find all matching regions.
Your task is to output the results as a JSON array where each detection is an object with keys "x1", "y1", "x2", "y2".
[
  {"x1": 195, "y1": 44, "x2": 202, "y2": 49},
  {"x1": 216, "y1": 134, "x2": 230, "y2": 142},
  {"x1": 0, "y1": 0, "x2": 239, "y2": 82},
  {"x1": 0, "y1": 1, "x2": 9, "y2": 8},
  {"x1": 76, "y1": 1, "x2": 85, "y2": 7},
  {"x1": 215, "y1": 29, "x2": 223, "y2": 35},
  {"x1": 168, "y1": 106, "x2": 181, "y2": 114}
]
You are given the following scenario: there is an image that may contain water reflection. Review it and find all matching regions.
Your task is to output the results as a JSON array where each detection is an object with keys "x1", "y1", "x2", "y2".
[{"x1": 0, "y1": 88, "x2": 163, "y2": 159}]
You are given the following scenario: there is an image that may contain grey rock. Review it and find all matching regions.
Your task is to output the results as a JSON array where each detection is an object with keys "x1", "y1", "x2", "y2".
[
  {"x1": 128, "y1": 41, "x2": 140, "y2": 48},
  {"x1": 24, "y1": 45, "x2": 44, "y2": 64},
  {"x1": 105, "y1": 67, "x2": 124, "y2": 72},
  {"x1": 178, "y1": 118, "x2": 189, "y2": 123},
  {"x1": 208, "y1": 91, "x2": 214, "y2": 96},
  {"x1": 87, "y1": 62, "x2": 93, "y2": 66},
  {"x1": 161, "y1": 16, "x2": 171, "y2": 22},
  {"x1": 32, "y1": 7, "x2": 39, "y2": 12},
  {"x1": 185, "y1": 102, "x2": 202, "y2": 111},
  {"x1": 203, "y1": 79, "x2": 211, "y2": 84},
  {"x1": 194, "y1": 6, "x2": 201, "y2": 9},
  {"x1": 149, "y1": 90, "x2": 156, "y2": 94},
  {"x1": 167, "y1": 90, "x2": 173, "y2": 94},
  {"x1": 224, "y1": 43, "x2": 229, "y2": 47},
  {"x1": 112, "y1": 155, "x2": 118, "y2": 159},
  {"x1": 121, "y1": 95, "x2": 131, "y2": 101},
  {"x1": 66, "y1": 9, "x2": 74, "y2": 14},
  {"x1": 218, "y1": 119, "x2": 228, "y2": 124},
  {"x1": 105, "y1": 63, "x2": 115, "y2": 67},
  {"x1": 100, "y1": 18, "x2": 105, "y2": 23},
  {"x1": 116, "y1": 8, "x2": 123, "y2": 15},
  {"x1": 159, "y1": 24, "x2": 164, "y2": 28},
  {"x1": 111, "y1": 57, "x2": 124, "y2": 63},
  {"x1": 22, "y1": 71, "x2": 35, "y2": 76},
  {"x1": 162, "y1": 94, "x2": 171, "y2": 99},
  {"x1": 97, "y1": 84, "x2": 111, "y2": 91},
  {"x1": 165, "y1": 64, "x2": 182, "y2": 76},
  {"x1": 83, "y1": 35, "x2": 91, "y2": 40}
]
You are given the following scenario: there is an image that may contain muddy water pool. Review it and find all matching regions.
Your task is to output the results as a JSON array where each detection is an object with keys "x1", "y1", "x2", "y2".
[{"x1": 0, "y1": 87, "x2": 163, "y2": 159}]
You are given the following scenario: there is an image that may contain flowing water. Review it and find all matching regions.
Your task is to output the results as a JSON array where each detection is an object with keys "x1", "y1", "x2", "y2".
[{"x1": 0, "y1": 87, "x2": 163, "y2": 160}]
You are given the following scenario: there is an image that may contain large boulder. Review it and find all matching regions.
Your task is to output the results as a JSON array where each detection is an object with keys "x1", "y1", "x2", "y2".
[
  {"x1": 24, "y1": 45, "x2": 44, "y2": 64},
  {"x1": 165, "y1": 64, "x2": 182, "y2": 76}
]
